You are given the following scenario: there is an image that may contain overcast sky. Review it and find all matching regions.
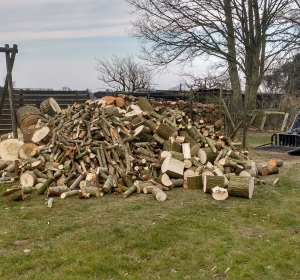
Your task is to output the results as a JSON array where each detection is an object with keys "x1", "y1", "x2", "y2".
[{"x1": 0, "y1": 0, "x2": 208, "y2": 92}]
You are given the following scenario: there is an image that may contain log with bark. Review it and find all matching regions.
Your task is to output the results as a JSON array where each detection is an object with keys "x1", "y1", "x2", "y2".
[{"x1": 227, "y1": 176, "x2": 255, "y2": 199}]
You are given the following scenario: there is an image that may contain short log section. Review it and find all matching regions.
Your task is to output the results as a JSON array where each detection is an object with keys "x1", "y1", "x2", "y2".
[
  {"x1": 203, "y1": 175, "x2": 225, "y2": 193},
  {"x1": 227, "y1": 176, "x2": 254, "y2": 199},
  {"x1": 40, "y1": 98, "x2": 62, "y2": 116}
]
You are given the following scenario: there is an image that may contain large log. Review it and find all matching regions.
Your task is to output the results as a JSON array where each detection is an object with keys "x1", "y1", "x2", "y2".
[
  {"x1": 161, "y1": 156, "x2": 185, "y2": 178},
  {"x1": 40, "y1": 97, "x2": 61, "y2": 116},
  {"x1": 16, "y1": 106, "x2": 41, "y2": 129},
  {"x1": 32, "y1": 127, "x2": 53, "y2": 146},
  {"x1": 203, "y1": 175, "x2": 225, "y2": 193},
  {"x1": 227, "y1": 176, "x2": 255, "y2": 199},
  {"x1": 186, "y1": 175, "x2": 202, "y2": 189},
  {"x1": 152, "y1": 186, "x2": 167, "y2": 201}
]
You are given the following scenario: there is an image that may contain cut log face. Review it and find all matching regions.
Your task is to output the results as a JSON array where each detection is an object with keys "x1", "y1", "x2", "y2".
[
  {"x1": 32, "y1": 127, "x2": 52, "y2": 145},
  {"x1": 161, "y1": 173, "x2": 173, "y2": 187},
  {"x1": 16, "y1": 106, "x2": 41, "y2": 129},
  {"x1": 20, "y1": 171, "x2": 37, "y2": 187},
  {"x1": 18, "y1": 143, "x2": 38, "y2": 160},
  {"x1": 268, "y1": 159, "x2": 283, "y2": 167},
  {"x1": 211, "y1": 186, "x2": 228, "y2": 200},
  {"x1": 40, "y1": 98, "x2": 62, "y2": 116},
  {"x1": 152, "y1": 186, "x2": 167, "y2": 201},
  {"x1": 0, "y1": 139, "x2": 25, "y2": 161},
  {"x1": 161, "y1": 156, "x2": 185, "y2": 178},
  {"x1": 198, "y1": 147, "x2": 217, "y2": 164}
]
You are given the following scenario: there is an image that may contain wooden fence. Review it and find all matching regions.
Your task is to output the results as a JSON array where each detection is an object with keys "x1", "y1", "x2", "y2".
[{"x1": 0, "y1": 89, "x2": 89, "y2": 134}]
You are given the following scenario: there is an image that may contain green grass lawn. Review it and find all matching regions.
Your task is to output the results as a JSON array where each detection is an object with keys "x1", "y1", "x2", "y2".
[{"x1": 1, "y1": 133, "x2": 300, "y2": 280}]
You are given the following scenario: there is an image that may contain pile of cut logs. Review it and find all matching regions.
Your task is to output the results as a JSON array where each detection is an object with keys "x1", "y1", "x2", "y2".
[{"x1": 0, "y1": 96, "x2": 279, "y2": 203}]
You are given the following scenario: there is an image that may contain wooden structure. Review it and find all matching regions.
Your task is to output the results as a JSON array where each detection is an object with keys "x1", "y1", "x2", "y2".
[
  {"x1": 0, "y1": 89, "x2": 89, "y2": 134},
  {"x1": 0, "y1": 44, "x2": 18, "y2": 138}
]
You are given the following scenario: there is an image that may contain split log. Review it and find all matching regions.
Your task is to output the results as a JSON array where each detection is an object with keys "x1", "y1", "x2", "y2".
[
  {"x1": 182, "y1": 143, "x2": 191, "y2": 159},
  {"x1": 211, "y1": 186, "x2": 228, "y2": 200},
  {"x1": 152, "y1": 186, "x2": 167, "y2": 201},
  {"x1": 203, "y1": 175, "x2": 225, "y2": 193},
  {"x1": 158, "y1": 173, "x2": 173, "y2": 187},
  {"x1": 227, "y1": 176, "x2": 255, "y2": 199},
  {"x1": 159, "y1": 151, "x2": 172, "y2": 163}
]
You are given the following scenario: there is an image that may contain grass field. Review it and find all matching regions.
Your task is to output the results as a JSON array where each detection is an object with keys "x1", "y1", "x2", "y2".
[{"x1": 1, "y1": 132, "x2": 300, "y2": 280}]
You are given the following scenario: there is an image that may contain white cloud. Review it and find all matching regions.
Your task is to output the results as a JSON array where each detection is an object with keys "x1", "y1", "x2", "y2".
[{"x1": 0, "y1": 25, "x2": 132, "y2": 41}]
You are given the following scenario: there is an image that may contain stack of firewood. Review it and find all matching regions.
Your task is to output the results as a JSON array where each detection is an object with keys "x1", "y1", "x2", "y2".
[{"x1": 0, "y1": 96, "x2": 275, "y2": 202}]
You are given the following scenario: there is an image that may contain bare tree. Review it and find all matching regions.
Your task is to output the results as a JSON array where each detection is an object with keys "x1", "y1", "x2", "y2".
[
  {"x1": 95, "y1": 54, "x2": 154, "y2": 92},
  {"x1": 126, "y1": 0, "x2": 300, "y2": 109}
]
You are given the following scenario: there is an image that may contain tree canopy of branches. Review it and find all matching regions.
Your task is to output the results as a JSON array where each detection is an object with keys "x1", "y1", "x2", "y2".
[
  {"x1": 95, "y1": 54, "x2": 153, "y2": 92},
  {"x1": 126, "y1": 0, "x2": 300, "y2": 108},
  {"x1": 263, "y1": 53, "x2": 300, "y2": 96}
]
